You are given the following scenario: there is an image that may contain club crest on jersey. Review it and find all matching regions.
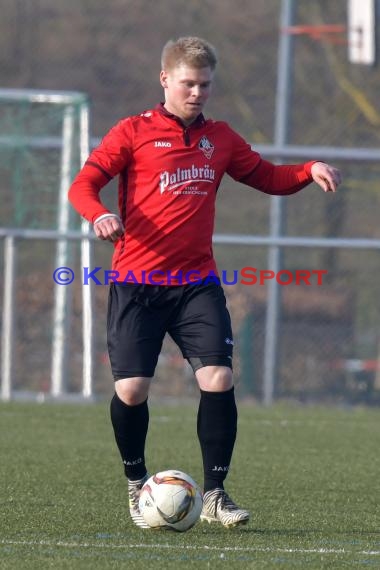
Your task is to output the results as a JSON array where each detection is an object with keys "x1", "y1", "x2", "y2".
[{"x1": 198, "y1": 135, "x2": 214, "y2": 159}]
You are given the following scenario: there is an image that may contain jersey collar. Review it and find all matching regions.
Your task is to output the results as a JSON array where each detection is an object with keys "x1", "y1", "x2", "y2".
[{"x1": 156, "y1": 102, "x2": 206, "y2": 128}]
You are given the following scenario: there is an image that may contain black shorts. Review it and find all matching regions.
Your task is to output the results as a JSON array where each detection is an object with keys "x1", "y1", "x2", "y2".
[{"x1": 107, "y1": 280, "x2": 233, "y2": 379}]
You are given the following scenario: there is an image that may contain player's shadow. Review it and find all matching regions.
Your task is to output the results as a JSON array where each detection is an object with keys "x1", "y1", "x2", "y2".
[
  {"x1": 219, "y1": 527, "x2": 315, "y2": 536},
  {"x1": 238, "y1": 527, "x2": 379, "y2": 538}
]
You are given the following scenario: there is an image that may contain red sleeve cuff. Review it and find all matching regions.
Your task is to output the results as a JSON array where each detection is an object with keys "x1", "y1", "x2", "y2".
[
  {"x1": 302, "y1": 160, "x2": 320, "y2": 180},
  {"x1": 90, "y1": 210, "x2": 112, "y2": 224}
]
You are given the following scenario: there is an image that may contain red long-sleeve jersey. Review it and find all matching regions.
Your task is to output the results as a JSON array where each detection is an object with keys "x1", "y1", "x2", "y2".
[{"x1": 69, "y1": 104, "x2": 316, "y2": 284}]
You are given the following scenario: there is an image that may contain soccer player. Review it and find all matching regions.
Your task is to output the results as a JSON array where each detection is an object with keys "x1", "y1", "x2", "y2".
[{"x1": 68, "y1": 36, "x2": 341, "y2": 528}]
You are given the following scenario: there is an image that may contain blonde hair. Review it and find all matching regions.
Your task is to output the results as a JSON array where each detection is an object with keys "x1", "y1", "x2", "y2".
[{"x1": 161, "y1": 36, "x2": 217, "y2": 71}]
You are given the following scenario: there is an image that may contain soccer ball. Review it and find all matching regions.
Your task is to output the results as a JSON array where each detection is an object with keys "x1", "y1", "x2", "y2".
[{"x1": 138, "y1": 469, "x2": 203, "y2": 532}]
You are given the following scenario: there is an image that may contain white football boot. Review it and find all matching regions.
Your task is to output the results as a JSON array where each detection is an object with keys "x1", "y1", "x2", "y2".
[
  {"x1": 128, "y1": 474, "x2": 150, "y2": 528},
  {"x1": 201, "y1": 488, "x2": 250, "y2": 528}
]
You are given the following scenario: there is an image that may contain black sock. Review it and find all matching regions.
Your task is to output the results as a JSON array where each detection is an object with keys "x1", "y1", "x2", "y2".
[
  {"x1": 197, "y1": 387, "x2": 237, "y2": 492},
  {"x1": 110, "y1": 393, "x2": 149, "y2": 480}
]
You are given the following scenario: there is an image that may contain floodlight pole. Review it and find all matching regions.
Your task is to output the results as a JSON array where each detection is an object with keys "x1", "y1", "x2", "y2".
[{"x1": 263, "y1": 0, "x2": 295, "y2": 405}]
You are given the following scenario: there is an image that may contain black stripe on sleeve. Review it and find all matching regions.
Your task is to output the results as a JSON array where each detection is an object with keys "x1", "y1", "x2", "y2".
[
  {"x1": 85, "y1": 160, "x2": 113, "y2": 181},
  {"x1": 237, "y1": 165, "x2": 261, "y2": 185}
]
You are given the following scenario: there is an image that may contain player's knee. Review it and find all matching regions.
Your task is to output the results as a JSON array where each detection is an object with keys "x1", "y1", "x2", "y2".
[
  {"x1": 115, "y1": 377, "x2": 151, "y2": 406},
  {"x1": 196, "y1": 365, "x2": 233, "y2": 392}
]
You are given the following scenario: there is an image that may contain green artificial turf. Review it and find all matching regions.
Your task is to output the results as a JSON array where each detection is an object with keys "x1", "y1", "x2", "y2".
[{"x1": 0, "y1": 401, "x2": 379, "y2": 569}]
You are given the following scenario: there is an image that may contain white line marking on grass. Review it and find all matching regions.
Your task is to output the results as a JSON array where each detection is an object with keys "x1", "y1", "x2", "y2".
[{"x1": 1, "y1": 539, "x2": 380, "y2": 556}]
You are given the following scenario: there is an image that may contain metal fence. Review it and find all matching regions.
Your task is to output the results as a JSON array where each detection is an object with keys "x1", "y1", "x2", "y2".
[{"x1": 2, "y1": 155, "x2": 380, "y2": 404}]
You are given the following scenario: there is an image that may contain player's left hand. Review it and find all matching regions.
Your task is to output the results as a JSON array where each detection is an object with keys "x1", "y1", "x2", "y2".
[{"x1": 311, "y1": 162, "x2": 342, "y2": 193}]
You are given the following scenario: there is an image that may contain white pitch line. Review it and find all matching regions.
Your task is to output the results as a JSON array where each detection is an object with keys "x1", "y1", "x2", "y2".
[{"x1": 1, "y1": 539, "x2": 380, "y2": 556}]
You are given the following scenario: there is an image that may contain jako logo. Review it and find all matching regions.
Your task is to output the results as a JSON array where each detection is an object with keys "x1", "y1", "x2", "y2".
[{"x1": 155, "y1": 141, "x2": 172, "y2": 147}]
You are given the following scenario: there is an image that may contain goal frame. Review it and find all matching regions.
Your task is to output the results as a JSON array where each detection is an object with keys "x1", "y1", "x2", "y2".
[{"x1": 0, "y1": 88, "x2": 93, "y2": 400}]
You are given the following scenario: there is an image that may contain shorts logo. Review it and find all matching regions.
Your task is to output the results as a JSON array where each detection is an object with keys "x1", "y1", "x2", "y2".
[
  {"x1": 225, "y1": 337, "x2": 234, "y2": 346},
  {"x1": 198, "y1": 135, "x2": 214, "y2": 159}
]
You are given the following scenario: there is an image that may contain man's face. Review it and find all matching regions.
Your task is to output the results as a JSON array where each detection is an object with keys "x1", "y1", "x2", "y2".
[{"x1": 160, "y1": 65, "x2": 213, "y2": 125}]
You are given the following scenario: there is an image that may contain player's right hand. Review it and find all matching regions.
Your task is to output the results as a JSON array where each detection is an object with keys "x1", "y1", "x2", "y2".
[{"x1": 93, "y1": 214, "x2": 125, "y2": 242}]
